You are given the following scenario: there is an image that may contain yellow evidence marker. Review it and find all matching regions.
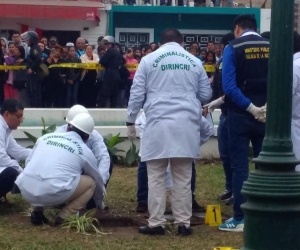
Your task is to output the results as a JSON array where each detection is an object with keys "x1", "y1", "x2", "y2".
[{"x1": 205, "y1": 205, "x2": 222, "y2": 226}]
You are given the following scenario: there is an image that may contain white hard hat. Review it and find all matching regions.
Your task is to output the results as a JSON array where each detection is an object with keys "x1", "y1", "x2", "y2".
[
  {"x1": 102, "y1": 36, "x2": 115, "y2": 44},
  {"x1": 65, "y1": 105, "x2": 89, "y2": 123},
  {"x1": 69, "y1": 113, "x2": 94, "y2": 135}
]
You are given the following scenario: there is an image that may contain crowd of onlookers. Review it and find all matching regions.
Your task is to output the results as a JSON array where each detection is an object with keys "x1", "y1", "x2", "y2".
[{"x1": 0, "y1": 32, "x2": 223, "y2": 108}]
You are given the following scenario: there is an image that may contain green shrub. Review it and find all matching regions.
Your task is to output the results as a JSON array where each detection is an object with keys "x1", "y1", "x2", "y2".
[{"x1": 103, "y1": 133, "x2": 125, "y2": 164}]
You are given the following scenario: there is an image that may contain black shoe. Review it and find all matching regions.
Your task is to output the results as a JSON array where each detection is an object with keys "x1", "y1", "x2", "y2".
[
  {"x1": 30, "y1": 211, "x2": 49, "y2": 225},
  {"x1": 54, "y1": 216, "x2": 64, "y2": 227},
  {"x1": 136, "y1": 203, "x2": 148, "y2": 213},
  {"x1": 218, "y1": 190, "x2": 233, "y2": 202},
  {"x1": 225, "y1": 197, "x2": 233, "y2": 206},
  {"x1": 192, "y1": 199, "x2": 205, "y2": 211},
  {"x1": 139, "y1": 226, "x2": 165, "y2": 235},
  {"x1": 178, "y1": 225, "x2": 192, "y2": 236}
]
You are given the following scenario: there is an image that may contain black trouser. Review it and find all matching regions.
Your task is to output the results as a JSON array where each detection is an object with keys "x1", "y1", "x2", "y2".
[
  {"x1": 86, "y1": 162, "x2": 114, "y2": 209},
  {"x1": 27, "y1": 73, "x2": 42, "y2": 107},
  {"x1": 0, "y1": 167, "x2": 19, "y2": 198},
  {"x1": 0, "y1": 78, "x2": 4, "y2": 106},
  {"x1": 98, "y1": 80, "x2": 120, "y2": 108},
  {"x1": 78, "y1": 71, "x2": 97, "y2": 108}
]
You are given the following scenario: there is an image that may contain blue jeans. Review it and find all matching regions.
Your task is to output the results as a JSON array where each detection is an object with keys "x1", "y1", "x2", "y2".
[
  {"x1": 66, "y1": 80, "x2": 79, "y2": 107},
  {"x1": 137, "y1": 161, "x2": 196, "y2": 204},
  {"x1": 218, "y1": 113, "x2": 232, "y2": 191},
  {"x1": 227, "y1": 110, "x2": 265, "y2": 221},
  {"x1": 214, "y1": 0, "x2": 233, "y2": 6}
]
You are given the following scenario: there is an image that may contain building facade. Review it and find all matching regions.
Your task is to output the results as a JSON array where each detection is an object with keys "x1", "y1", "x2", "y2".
[
  {"x1": 0, "y1": 0, "x2": 108, "y2": 46},
  {"x1": 109, "y1": 6, "x2": 271, "y2": 52},
  {"x1": 0, "y1": 0, "x2": 272, "y2": 48}
]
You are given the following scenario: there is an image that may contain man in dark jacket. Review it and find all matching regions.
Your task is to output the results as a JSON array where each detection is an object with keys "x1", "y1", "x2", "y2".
[
  {"x1": 98, "y1": 36, "x2": 122, "y2": 108},
  {"x1": 219, "y1": 15, "x2": 268, "y2": 232},
  {"x1": 21, "y1": 31, "x2": 43, "y2": 107},
  {"x1": 204, "y1": 33, "x2": 235, "y2": 206}
]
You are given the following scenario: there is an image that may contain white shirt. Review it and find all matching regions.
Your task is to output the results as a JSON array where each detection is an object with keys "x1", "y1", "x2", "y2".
[
  {"x1": 291, "y1": 52, "x2": 300, "y2": 171},
  {"x1": 56, "y1": 125, "x2": 111, "y2": 184},
  {"x1": 292, "y1": 52, "x2": 300, "y2": 129},
  {"x1": 15, "y1": 132, "x2": 104, "y2": 207},
  {"x1": 0, "y1": 115, "x2": 31, "y2": 174}
]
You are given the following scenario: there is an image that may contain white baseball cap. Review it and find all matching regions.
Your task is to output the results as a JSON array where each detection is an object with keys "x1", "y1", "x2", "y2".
[{"x1": 66, "y1": 42, "x2": 74, "y2": 47}]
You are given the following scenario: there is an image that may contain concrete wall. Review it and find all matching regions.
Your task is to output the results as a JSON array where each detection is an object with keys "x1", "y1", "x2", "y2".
[{"x1": 260, "y1": 8, "x2": 271, "y2": 33}]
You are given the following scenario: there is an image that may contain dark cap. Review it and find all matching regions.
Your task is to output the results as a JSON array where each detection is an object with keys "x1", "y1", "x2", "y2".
[{"x1": 49, "y1": 36, "x2": 58, "y2": 44}]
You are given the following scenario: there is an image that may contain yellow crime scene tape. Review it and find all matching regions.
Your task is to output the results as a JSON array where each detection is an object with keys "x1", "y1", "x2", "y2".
[
  {"x1": 0, "y1": 65, "x2": 27, "y2": 70},
  {"x1": 0, "y1": 63, "x2": 214, "y2": 73},
  {"x1": 0, "y1": 63, "x2": 139, "y2": 71}
]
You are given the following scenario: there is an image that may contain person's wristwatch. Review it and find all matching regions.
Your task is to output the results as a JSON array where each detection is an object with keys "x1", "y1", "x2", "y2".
[{"x1": 126, "y1": 122, "x2": 135, "y2": 126}]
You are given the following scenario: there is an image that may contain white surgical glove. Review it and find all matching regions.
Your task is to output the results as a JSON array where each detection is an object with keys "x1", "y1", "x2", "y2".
[
  {"x1": 127, "y1": 125, "x2": 136, "y2": 139},
  {"x1": 257, "y1": 103, "x2": 267, "y2": 123},
  {"x1": 247, "y1": 103, "x2": 265, "y2": 122},
  {"x1": 203, "y1": 97, "x2": 224, "y2": 113}
]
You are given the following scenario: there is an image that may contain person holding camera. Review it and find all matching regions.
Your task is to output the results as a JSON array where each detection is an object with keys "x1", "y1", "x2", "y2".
[{"x1": 124, "y1": 47, "x2": 138, "y2": 107}]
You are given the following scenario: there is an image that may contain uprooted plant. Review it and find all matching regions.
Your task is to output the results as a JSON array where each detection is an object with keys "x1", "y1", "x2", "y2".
[{"x1": 61, "y1": 209, "x2": 110, "y2": 235}]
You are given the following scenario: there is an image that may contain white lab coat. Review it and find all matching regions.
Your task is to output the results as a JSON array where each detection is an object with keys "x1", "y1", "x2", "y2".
[
  {"x1": 56, "y1": 125, "x2": 111, "y2": 184},
  {"x1": 127, "y1": 42, "x2": 212, "y2": 162},
  {"x1": 292, "y1": 52, "x2": 300, "y2": 171},
  {"x1": 0, "y1": 115, "x2": 31, "y2": 174},
  {"x1": 136, "y1": 112, "x2": 213, "y2": 189},
  {"x1": 15, "y1": 132, "x2": 104, "y2": 207}
]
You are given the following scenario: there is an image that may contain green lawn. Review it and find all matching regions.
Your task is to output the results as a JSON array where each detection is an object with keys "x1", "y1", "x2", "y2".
[{"x1": 0, "y1": 164, "x2": 244, "y2": 250}]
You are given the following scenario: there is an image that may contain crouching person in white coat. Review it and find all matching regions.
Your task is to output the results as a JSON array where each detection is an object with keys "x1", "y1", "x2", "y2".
[
  {"x1": 15, "y1": 113, "x2": 105, "y2": 226},
  {"x1": 56, "y1": 105, "x2": 110, "y2": 209},
  {"x1": 126, "y1": 28, "x2": 212, "y2": 236},
  {"x1": 0, "y1": 99, "x2": 31, "y2": 201}
]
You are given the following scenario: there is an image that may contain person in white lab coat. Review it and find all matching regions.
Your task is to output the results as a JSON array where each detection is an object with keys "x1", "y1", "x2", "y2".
[
  {"x1": 56, "y1": 105, "x2": 111, "y2": 210},
  {"x1": 135, "y1": 112, "x2": 214, "y2": 212},
  {"x1": 15, "y1": 113, "x2": 105, "y2": 226},
  {"x1": 56, "y1": 105, "x2": 111, "y2": 186},
  {"x1": 0, "y1": 99, "x2": 31, "y2": 202},
  {"x1": 126, "y1": 28, "x2": 212, "y2": 236},
  {"x1": 292, "y1": 31, "x2": 300, "y2": 171}
]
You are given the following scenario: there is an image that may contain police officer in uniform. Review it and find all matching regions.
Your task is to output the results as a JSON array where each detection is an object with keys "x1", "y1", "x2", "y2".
[
  {"x1": 126, "y1": 28, "x2": 211, "y2": 236},
  {"x1": 218, "y1": 15, "x2": 268, "y2": 232},
  {"x1": 20, "y1": 31, "x2": 43, "y2": 107},
  {"x1": 98, "y1": 36, "x2": 122, "y2": 108}
]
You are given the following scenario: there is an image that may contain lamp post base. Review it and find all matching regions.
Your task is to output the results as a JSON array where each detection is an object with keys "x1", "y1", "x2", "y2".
[{"x1": 242, "y1": 167, "x2": 300, "y2": 250}]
